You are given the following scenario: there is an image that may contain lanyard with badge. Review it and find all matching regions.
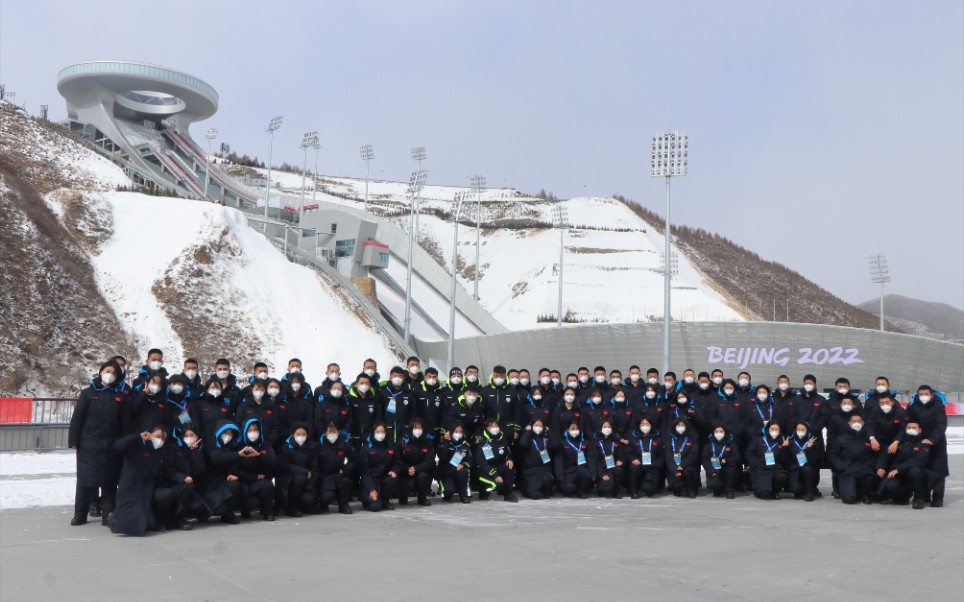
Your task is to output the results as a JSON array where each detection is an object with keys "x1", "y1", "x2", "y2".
[
  {"x1": 386, "y1": 389, "x2": 402, "y2": 414},
  {"x1": 671, "y1": 436, "x2": 688, "y2": 466},
  {"x1": 755, "y1": 402, "x2": 773, "y2": 426},
  {"x1": 792, "y1": 438, "x2": 808, "y2": 466},
  {"x1": 599, "y1": 440, "x2": 616, "y2": 469},
  {"x1": 710, "y1": 442, "x2": 726, "y2": 470},
  {"x1": 763, "y1": 437, "x2": 779, "y2": 466},
  {"x1": 482, "y1": 437, "x2": 496, "y2": 461},
  {"x1": 172, "y1": 398, "x2": 191, "y2": 424},
  {"x1": 533, "y1": 436, "x2": 551, "y2": 464},
  {"x1": 450, "y1": 442, "x2": 466, "y2": 467},
  {"x1": 641, "y1": 437, "x2": 653, "y2": 466},
  {"x1": 567, "y1": 435, "x2": 586, "y2": 465}
]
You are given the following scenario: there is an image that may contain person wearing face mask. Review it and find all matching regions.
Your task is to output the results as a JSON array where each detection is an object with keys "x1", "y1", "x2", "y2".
[
  {"x1": 443, "y1": 367, "x2": 466, "y2": 402},
  {"x1": 771, "y1": 375, "x2": 799, "y2": 434},
  {"x1": 621, "y1": 366, "x2": 646, "y2": 405},
  {"x1": 359, "y1": 358, "x2": 381, "y2": 394},
  {"x1": 581, "y1": 388, "x2": 614, "y2": 439},
  {"x1": 748, "y1": 421, "x2": 791, "y2": 500},
  {"x1": 209, "y1": 358, "x2": 242, "y2": 414},
  {"x1": 444, "y1": 390, "x2": 486, "y2": 443},
  {"x1": 518, "y1": 418, "x2": 554, "y2": 500},
  {"x1": 620, "y1": 417, "x2": 663, "y2": 498},
  {"x1": 743, "y1": 384, "x2": 776, "y2": 446},
  {"x1": 235, "y1": 381, "x2": 282, "y2": 449},
  {"x1": 159, "y1": 425, "x2": 206, "y2": 529},
  {"x1": 875, "y1": 420, "x2": 932, "y2": 508},
  {"x1": 347, "y1": 374, "x2": 380, "y2": 450},
  {"x1": 592, "y1": 419, "x2": 623, "y2": 498},
  {"x1": 665, "y1": 419, "x2": 700, "y2": 498},
  {"x1": 710, "y1": 369, "x2": 725, "y2": 392},
  {"x1": 179, "y1": 358, "x2": 204, "y2": 399},
  {"x1": 463, "y1": 365, "x2": 483, "y2": 391},
  {"x1": 714, "y1": 379, "x2": 748, "y2": 463},
  {"x1": 315, "y1": 381, "x2": 353, "y2": 446},
  {"x1": 522, "y1": 386, "x2": 554, "y2": 431},
  {"x1": 195, "y1": 379, "x2": 233, "y2": 443},
  {"x1": 403, "y1": 356, "x2": 424, "y2": 389},
  {"x1": 277, "y1": 422, "x2": 318, "y2": 517},
  {"x1": 280, "y1": 358, "x2": 313, "y2": 398},
  {"x1": 609, "y1": 390, "x2": 635, "y2": 442},
  {"x1": 734, "y1": 372, "x2": 754, "y2": 402},
  {"x1": 132, "y1": 348, "x2": 168, "y2": 392},
  {"x1": 551, "y1": 420, "x2": 593, "y2": 498},
  {"x1": 906, "y1": 385, "x2": 948, "y2": 507},
  {"x1": 69, "y1": 361, "x2": 125, "y2": 526},
  {"x1": 481, "y1": 365, "x2": 524, "y2": 443},
  {"x1": 662, "y1": 371, "x2": 681, "y2": 404},
  {"x1": 551, "y1": 388, "x2": 583, "y2": 440},
  {"x1": 637, "y1": 383, "x2": 664, "y2": 429},
  {"x1": 166, "y1": 374, "x2": 193, "y2": 430},
  {"x1": 377, "y1": 366, "x2": 415, "y2": 444},
  {"x1": 786, "y1": 421, "x2": 823, "y2": 502},
  {"x1": 702, "y1": 425, "x2": 741, "y2": 499},
  {"x1": 415, "y1": 368, "x2": 446, "y2": 441},
  {"x1": 235, "y1": 419, "x2": 277, "y2": 521},
  {"x1": 692, "y1": 372, "x2": 719, "y2": 425},
  {"x1": 663, "y1": 390, "x2": 706, "y2": 449},
  {"x1": 316, "y1": 423, "x2": 357, "y2": 514},
  {"x1": 827, "y1": 414, "x2": 877, "y2": 505},
  {"x1": 282, "y1": 372, "x2": 313, "y2": 435},
  {"x1": 393, "y1": 419, "x2": 436, "y2": 506},
  {"x1": 475, "y1": 420, "x2": 518, "y2": 502},
  {"x1": 572, "y1": 367, "x2": 593, "y2": 403},
  {"x1": 314, "y1": 362, "x2": 344, "y2": 399},
  {"x1": 436, "y1": 424, "x2": 473, "y2": 504},
  {"x1": 359, "y1": 423, "x2": 399, "y2": 511},
  {"x1": 862, "y1": 376, "x2": 897, "y2": 411},
  {"x1": 236, "y1": 362, "x2": 271, "y2": 402},
  {"x1": 680, "y1": 369, "x2": 698, "y2": 396},
  {"x1": 792, "y1": 375, "x2": 825, "y2": 440},
  {"x1": 109, "y1": 426, "x2": 173, "y2": 535},
  {"x1": 865, "y1": 394, "x2": 907, "y2": 454},
  {"x1": 205, "y1": 419, "x2": 244, "y2": 524},
  {"x1": 645, "y1": 368, "x2": 664, "y2": 396},
  {"x1": 124, "y1": 374, "x2": 175, "y2": 436},
  {"x1": 517, "y1": 369, "x2": 532, "y2": 393},
  {"x1": 820, "y1": 377, "x2": 862, "y2": 499}
]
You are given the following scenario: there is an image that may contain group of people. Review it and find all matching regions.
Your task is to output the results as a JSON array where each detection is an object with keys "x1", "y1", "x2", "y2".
[{"x1": 67, "y1": 349, "x2": 950, "y2": 536}]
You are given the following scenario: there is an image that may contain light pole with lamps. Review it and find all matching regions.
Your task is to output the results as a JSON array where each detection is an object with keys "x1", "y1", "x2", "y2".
[
  {"x1": 360, "y1": 144, "x2": 374, "y2": 211},
  {"x1": 470, "y1": 174, "x2": 486, "y2": 300},
  {"x1": 300, "y1": 131, "x2": 318, "y2": 220},
  {"x1": 404, "y1": 168, "x2": 427, "y2": 344},
  {"x1": 204, "y1": 128, "x2": 217, "y2": 201},
  {"x1": 554, "y1": 205, "x2": 568, "y2": 327},
  {"x1": 262, "y1": 116, "x2": 283, "y2": 229},
  {"x1": 869, "y1": 254, "x2": 891, "y2": 331},
  {"x1": 447, "y1": 190, "x2": 468, "y2": 370}
]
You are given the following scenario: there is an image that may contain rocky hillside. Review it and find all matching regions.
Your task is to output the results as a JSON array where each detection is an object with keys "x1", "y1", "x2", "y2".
[{"x1": 859, "y1": 294, "x2": 963, "y2": 342}]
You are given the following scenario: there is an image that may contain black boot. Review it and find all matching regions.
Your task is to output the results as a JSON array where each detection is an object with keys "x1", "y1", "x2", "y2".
[
  {"x1": 460, "y1": 494, "x2": 471, "y2": 504},
  {"x1": 504, "y1": 492, "x2": 519, "y2": 503},
  {"x1": 88, "y1": 499, "x2": 102, "y2": 518},
  {"x1": 70, "y1": 514, "x2": 87, "y2": 526}
]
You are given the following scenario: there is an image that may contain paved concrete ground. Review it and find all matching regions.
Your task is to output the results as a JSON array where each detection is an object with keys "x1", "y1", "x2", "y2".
[{"x1": 2, "y1": 466, "x2": 962, "y2": 602}]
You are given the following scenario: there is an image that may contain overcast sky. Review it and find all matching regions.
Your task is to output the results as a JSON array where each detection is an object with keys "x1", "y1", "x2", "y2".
[{"x1": 2, "y1": 0, "x2": 962, "y2": 310}]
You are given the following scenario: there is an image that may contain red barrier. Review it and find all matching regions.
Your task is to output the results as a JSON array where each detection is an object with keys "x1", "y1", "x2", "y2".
[{"x1": 0, "y1": 398, "x2": 32, "y2": 423}]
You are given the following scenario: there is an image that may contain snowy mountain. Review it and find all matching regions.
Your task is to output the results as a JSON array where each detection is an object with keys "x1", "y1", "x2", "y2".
[
  {"x1": 859, "y1": 294, "x2": 964, "y2": 342},
  {"x1": 0, "y1": 102, "x2": 398, "y2": 397}
]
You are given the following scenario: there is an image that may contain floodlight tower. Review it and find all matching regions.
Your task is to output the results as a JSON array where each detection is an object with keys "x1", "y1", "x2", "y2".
[
  {"x1": 311, "y1": 137, "x2": 321, "y2": 203},
  {"x1": 554, "y1": 205, "x2": 568, "y2": 328},
  {"x1": 360, "y1": 144, "x2": 374, "y2": 211},
  {"x1": 263, "y1": 116, "x2": 284, "y2": 227},
  {"x1": 651, "y1": 131, "x2": 688, "y2": 374},
  {"x1": 411, "y1": 147, "x2": 427, "y2": 234},
  {"x1": 448, "y1": 190, "x2": 468, "y2": 370},
  {"x1": 300, "y1": 131, "x2": 319, "y2": 219},
  {"x1": 470, "y1": 174, "x2": 486, "y2": 300},
  {"x1": 869, "y1": 254, "x2": 891, "y2": 332},
  {"x1": 404, "y1": 168, "x2": 427, "y2": 344},
  {"x1": 204, "y1": 128, "x2": 218, "y2": 201}
]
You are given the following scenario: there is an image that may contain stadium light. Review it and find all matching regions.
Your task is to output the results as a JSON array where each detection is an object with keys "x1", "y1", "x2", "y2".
[
  {"x1": 404, "y1": 168, "x2": 428, "y2": 344},
  {"x1": 262, "y1": 115, "x2": 284, "y2": 228},
  {"x1": 448, "y1": 190, "x2": 468, "y2": 370},
  {"x1": 300, "y1": 131, "x2": 319, "y2": 220},
  {"x1": 411, "y1": 147, "x2": 427, "y2": 234},
  {"x1": 869, "y1": 254, "x2": 891, "y2": 332},
  {"x1": 360, "y1": 144, "x2": 374, "y2": 211},
  {"x1": 312, "y1": 137, "x2": 321, "y2": 203},
  {"x1": 554, "y1": 205, "x2": 568, "y2": 328},
  {"x1": 651, "y1": 130, "x2": 688, "y2": 374},
  {"x1": 203, "y1": 128, "x2": 218, "y2": 201},
  {"x1": 470, "y1": 174, "x2": 486, "y2": 300}
]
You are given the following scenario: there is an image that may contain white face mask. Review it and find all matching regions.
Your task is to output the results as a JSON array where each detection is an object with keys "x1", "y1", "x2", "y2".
[
  {"x1": 267, "y1": 387, "x2": 280, "y2": 397},
  {"x1": 151, "y1": 437, "x2": 164, "y2": 450},
  {"x1": 256, "y1": 372, "x2": 268, "y2": 380},
  {"x1": 294, "y1": 435, "x2": 307, "y2": 445},
  {"x1": 918, "y1": 395, "x2": 932, "y2": 404},
  {"x1": 640, "y1": 425, "x2": 652, "y2": 435},
  {"x1": 532, "y1": 394, "x2": 543, "y2": 401},
  {"x1": 252, "y1": 390, "x2": 264, "y2": 401},
  {"x1": 905, "y1": 429, "x2": 919, "y2": 437},
  {"x1": 591, "y1": 397, "x2": 602, "y2": 404},
  {"x1": 630, "y1": 374, "x2": 640, "y2": 383},
  {"x1": 684, "y1": 376, "x2": 695, "y2": 385},
  {"x1": 364, "y1": 369, "x2": 376, "y2": 377},
  {"x1": 149, "y1": 360, "x2": 163, "y2": 371},
  {"x1": 450, "y1": 376, "x2": 463, "y2": 386},
  {"x1": 291, "y1": 383, "x2": 302, "y2": 392},
  {"x1": 645, "y1": 391, "x2": 657, "y2": 400},
  {"x1": 408, "y1": 366, "x2": 420, "y2": 375},
  {"x1": 677, "y1": 397, "x2": 688, "y2": 405},
  {"x1": 778, "y1": 383, "x2": 789, "y2": 392},
  {"x1": 182, "y1": 436, "x2": 197, "y2": 447},
  {"x1": 328, "y1": 372, "x2": 340, "y2": 381},
  {"x1": 169, "y1": 384, "x2": 184, "y2": 395},
  {"x1": 288, "y1": 367, "x2": 301, "y2": 374},
  {"x1": 804, "y1": 384, "x2": 815, "y2": 393},
  {"x1": 452, "y1": 432, "x2": 463, "y2": 441},
  {"x1": 840, "y1": 404, "x2": 853, "y2": 413},
  {"x1": 611, "y1": 378, "x2": 622, "y2": 387},
  {"x1": 723, "y1": 389, "x2": 735, "y2": 396},
  {"x1": 647, "y1": 377, "x2": 658, "y2": 385},
  {"x1": 356, "y1": 384, "x2": 370, "y2": 393},
  {"x1": 220, "y1": 433, "x2": 233, "y2": 444},
  {"x1": 540, "y1": 376, "x2": 551, "y2": 386},
  {"x1": 769, "y1": 429, "x2": 781, "y2": 439},
  {"x1": 412, "y1": 429, "x2": 423, "y2": 438},
  {"x1": 594, "y1": 375, "x2": 606, "y2": 384},
  {"x1": 374, "y1": 432, "x2": 386, "y2": 442},
  {"x1": 425, "y1": 378, "x2": 438, "y2": 387},
  {"x1": 467, "y1": 375, "x2": 478, "y2": 383},
  {"x1": 578, "y1": 375, "x2": 589, "y2": 384},
  {"x1": 738, "y1": 378, "x2": 750, "y2": 388},
  {"x1": 601, "y1": 427, "x2": 612, "y2": 437},
  {"x1": 148, "y1": 383, "x2": 161, "y2": 395},
  {"x1": 837, "y1": 388, "x2": 849, "y2": 396},
  {"x1": 714, "y1": 432, "x2": 725, "y2": 441},
  {"x1": 675, "y1": 426, "x2": 686, "y2": 435},
  {"x1": 488, "y1": 427, "x2": 500, "y2": 436},
  {"x1": 564, "y1": 395, "x2": 576, "y2": 403},
  {"x1": 208, "y1": 388, "x2": 221, "y2": 398},
  {"x1": 757, "y1": 393, "x2": 769, "y2": 401},
  {"x1": 664, "y1": 381, "x2": 674, "y2": 388},
  {"x1": 326, "y1": 433, "x2": 339, "y2": 443},
  {"x1": 330, "y1": 389, "x2": 343, "y2": 399},
  {"x1": 247, "y1": 432, "x2": 260, "y2": 442},
  {"x1": 465, "y1": 396, "x2": 477, "y2": 405},
  {"x1": 876, "y1": 385, "x2": 888, "y2": 394},
  {"x1": 850, "y1": 423, "x2": 863, "y2": 433},
  {"x1": 532, "y1": 426, "x2": 544, "y2": 435},
  {"x1": 567, "y1": 381, "x2": 578, "y2": 389},
  {"x1": 614, "y1": 397, "x2": 626, "y2": 404},
  {"x1": 391, "y1": 377, "x2": 404, "y2": 387},
  {"x1": 880, "y1": 404, "x2": 893, "y2": 414},
  {"x1": 100, "y1": 372, "x2": 116, "y2": 385},
  {"x1": 699, "y1": 383, "x2": 709, "y2": 390},
  {"x1": 712, "y1": 377, "x2": 723, "y2": 386},
  {"x1": 493, "y1": 377, "x2": 506, "y2": 387},
  {"x1": 184, "y1": 370, "x2": 197, "y2": 380},
  {"x1": 216, "y1": 370, "x2": 230, "y2": 379},
  {"x1": 510, "y1": 378, "x2": 520, "y2": 386},
  {"x1": 796, "y1": 430, "x2": 807, "y2": 438},
  {"x1": 520, "y1": 378, "x2": 530, "y2": 386},
  {"x1": 569, "y1": 430, "x2": 580, "y2": 438},
  {"x1": 551, "y1": 378, "x2": 561, "y2": 386}
]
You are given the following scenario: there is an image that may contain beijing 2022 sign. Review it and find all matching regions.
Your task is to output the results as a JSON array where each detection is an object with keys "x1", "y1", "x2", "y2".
[{"x1": 706, "y1": 347, "x2": 864, "y2": 370}]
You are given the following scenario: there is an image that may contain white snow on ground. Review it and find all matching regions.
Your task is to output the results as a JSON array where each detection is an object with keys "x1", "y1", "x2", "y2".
[
  {"x1": 85, "y1": 191, "x2": 397, "y2": 374},
  {"x1": 2, "y1": 428, "x2": 961, "y2": 510}
]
